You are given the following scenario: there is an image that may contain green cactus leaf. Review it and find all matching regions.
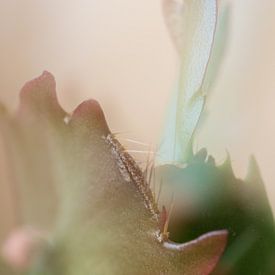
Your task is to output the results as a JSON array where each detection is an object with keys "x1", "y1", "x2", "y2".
[
  {"x1": 0, "y1": 72, "x2": 227, "y2": 274},
  {"x1": 155, "y1": 151, "x2": 275, "y2": 274}
]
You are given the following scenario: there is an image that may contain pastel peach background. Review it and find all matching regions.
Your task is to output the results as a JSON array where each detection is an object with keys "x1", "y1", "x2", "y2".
[{"x1": 0, "y1": 0, "x2": 275, "y2": 218}]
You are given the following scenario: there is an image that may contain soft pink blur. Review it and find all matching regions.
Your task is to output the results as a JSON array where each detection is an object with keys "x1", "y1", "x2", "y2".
[
  {"x1": 0, "y1": 0, "x2": 274, "y2": 233},
  {"x1": 2, "y1": 227, "x2": 44, "y2": 270}
]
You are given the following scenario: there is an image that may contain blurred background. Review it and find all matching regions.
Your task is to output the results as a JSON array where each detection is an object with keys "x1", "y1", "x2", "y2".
[{"x1": 0, "y1": 0, "x2": 275, "y2": 237}]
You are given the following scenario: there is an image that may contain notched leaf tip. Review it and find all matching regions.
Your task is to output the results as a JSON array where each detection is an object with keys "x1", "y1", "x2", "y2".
[
  {"x1": 18, "y1": 71, "x2": 65, "y2": 118},
  {"x1": 164, "y1": 230, "x2": 228, "y2": 274},
  {"x1": 71, "y1": 99, "x2": 110, "y2": 135}
]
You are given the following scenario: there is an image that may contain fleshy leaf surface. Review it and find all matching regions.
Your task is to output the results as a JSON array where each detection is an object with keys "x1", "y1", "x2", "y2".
[{"x1": 0, "y1": 72, "x2": 228, "y2": 274}]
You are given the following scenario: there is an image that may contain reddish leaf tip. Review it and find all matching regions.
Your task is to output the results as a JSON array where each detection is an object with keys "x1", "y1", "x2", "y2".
[
  {"x1": 20, "y1": 71, "x2": 56, "y2": 101},
  {"x1": 164, "y1": 230, "x2": 228, "y2": 252},
  {"x1": 164, "y1": 230, "x2": 228, "y2": 274},
  {"x1": 71, "y1": 99, "x2": 110, "y2": 135},
  {"x1": 18, "y1": 71, "x2": 65, "y2": 118}
]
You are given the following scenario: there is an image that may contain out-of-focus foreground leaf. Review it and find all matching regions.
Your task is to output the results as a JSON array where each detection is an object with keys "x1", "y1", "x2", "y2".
[
  {"x1": 0, "y1": 72, "x2": 227, "y2": 274},
  {"x1": 158, "y1": 2, "x2": 275, "y2": 272},
  {"x1": 155, "y1": 150, "x2": 275, "y2": 274}
]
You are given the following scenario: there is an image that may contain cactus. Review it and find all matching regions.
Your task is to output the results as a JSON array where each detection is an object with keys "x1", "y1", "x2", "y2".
[
  {"x1": 0, "y1": 1, "x2": 274, "y2": 274},
  {"x1": 0, "y1": 72, "x2": 227, "y2": 274}
]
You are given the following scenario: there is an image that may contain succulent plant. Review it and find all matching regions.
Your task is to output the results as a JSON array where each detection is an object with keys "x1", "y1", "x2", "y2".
[
  {"x1": 0, "y1": 71, "x2": 227, "y2": 274},
  {"x1": 0, "y1": 0, "x2": 274, "y2": 274}
]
